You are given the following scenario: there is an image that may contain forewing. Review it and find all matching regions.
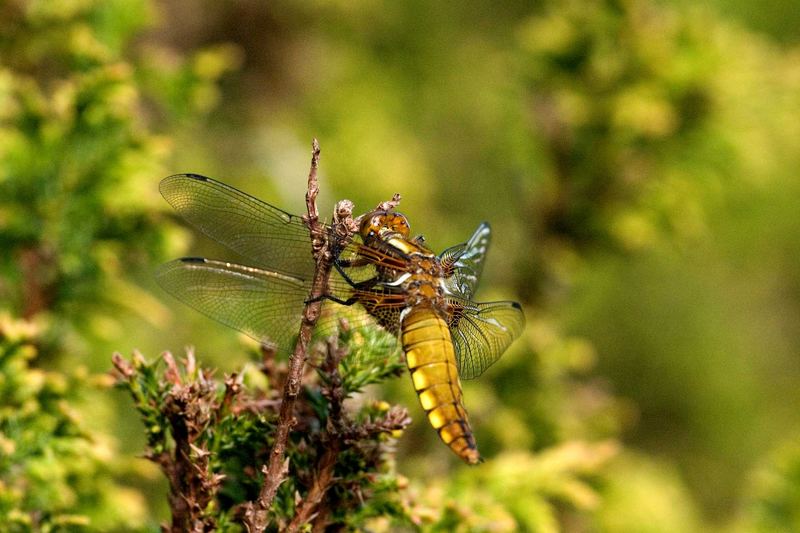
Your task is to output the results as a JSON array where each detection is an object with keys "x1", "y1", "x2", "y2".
[
  {"x1": 439, "y1": 222, "x2": 491, "y2": 299},
  {"x1": 160, "y1": 174, "x2": 316, "y2": 279},
  {"x1": 156, "y1": 258, "x2": 310, "y2": 355},
  {"x1": 446, "y1": 296, "x2": 525, "y2": 379}
]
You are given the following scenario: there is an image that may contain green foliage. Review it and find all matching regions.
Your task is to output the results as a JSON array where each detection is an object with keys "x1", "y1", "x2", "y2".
[
  {"x1": 0, "y1": 313, "x2": 147, "y2": 531},
  {"x1": 0, "y1": 0, "x2": 237, "y2": 529},
  {"x1": 743, "y1": 438, "x2": 800, "y2": 532},
  {"x1": 2, "y1": 0, "x2": 800, "y2": 530},
  {"x1": 335, "y1": 319, "x2": 405, "y2": 394},
  {"x1": 594, "y1": 452, "x2": 702, "y2": 532},
  {"x1": 425, "y1": 442, "x2": 618, "y2": 532},
  {"x1": 517, "y1": 0, "x2": 722, "y2": 250},
  {"x1": 114, "y1": 322, "x2": 412, "y2": 530},
  {"x1": 0, "y1": 0, "x2": 236, "y2": 346}
]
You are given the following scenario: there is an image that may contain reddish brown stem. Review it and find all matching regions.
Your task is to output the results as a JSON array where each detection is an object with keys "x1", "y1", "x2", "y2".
[
  {"x1": 286, "y1": 335, "x2": 348, "y2": 531},
  {"x1": 286, "y1": 441, "x2": 340, "y2": 532},
  {"x1": 245, "y1": 139, "x2": 351, "y2": 532}
]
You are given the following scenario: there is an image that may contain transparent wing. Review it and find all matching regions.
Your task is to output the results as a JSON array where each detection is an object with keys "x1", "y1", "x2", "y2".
[
  {"x1": 157, "y1": 257, "x2": 405, "y2": 356},
  {"x1": 439, "y1": 222, "x2": 491, "y2": 299},
  {"x1": 159, "y1": 174, "x2": 424, "y2": 356},
  {"x1": 446, "y1": 296, "x2": 525, "y2": 380},
  {"x1": 160, "y1": 174, "x2": 316, "y2": 279},
  {"x1": 156, "y1": 257, "x2": 312, "y2": 355}
]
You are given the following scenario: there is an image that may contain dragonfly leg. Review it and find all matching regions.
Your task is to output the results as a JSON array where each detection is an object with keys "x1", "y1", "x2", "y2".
[
  {"x1": 305, "y1": 274, "x2": 384, "y2": 306},
  {"x1": 334, "y1": 256, "x2": 380, "y2": 287},
  {"x1": 305, "y1": 294, "x2": 358, "y2": 306},
  {"x1": 336, "y1": 256, "x2": 372, "y2": 268},
  {"x1": 334, "y1": 262, "x2": 359, "y2": 287}
]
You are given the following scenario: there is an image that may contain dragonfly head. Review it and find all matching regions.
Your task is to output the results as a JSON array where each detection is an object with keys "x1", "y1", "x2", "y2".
[{"x1": 360, "y1": 211, "x2": 410, "y2": 242}]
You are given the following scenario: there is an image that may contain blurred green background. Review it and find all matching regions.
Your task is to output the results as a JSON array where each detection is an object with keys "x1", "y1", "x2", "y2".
[{"x1": 2, "y1": 0, "x2": 800, "y2": 530}]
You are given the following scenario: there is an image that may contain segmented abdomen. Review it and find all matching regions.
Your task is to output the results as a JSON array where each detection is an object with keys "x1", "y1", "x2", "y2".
[{"x1": 400, "y1": 305, "x2": 480, "y2": 464}]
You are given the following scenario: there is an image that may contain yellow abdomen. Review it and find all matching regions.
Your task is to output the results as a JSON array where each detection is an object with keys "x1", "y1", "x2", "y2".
[{"x1": 400, "y1": 305, "x2": 480, "y2": 464}]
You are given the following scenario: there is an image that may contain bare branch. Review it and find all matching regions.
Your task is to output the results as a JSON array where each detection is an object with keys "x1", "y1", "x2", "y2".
[
  {"x1": 246, "y1": 139, "x2": 358, "y2": 531},
  {"x1": 321, "y1": 334, "x2": 347, "y2": 434},
  {"x1": 304, "y1": 138, "x2": 324, "y2": 256},
  {"x1": 242, "y1": 141, "x2": 406, "y2": 531},
  {"x1": 286, "y1": 442, "x2": 339, "y2": 532},
  {"x1": 285, "y1": 334, "x2": 345, "y2": 532},
  {"x1": 146, "y1": 352, "x2": 221, "y2": 533},
  {"x1": 373, "y1": 192, "x2": 402, "y2": 213},
  {"x1": 354, "y1": 193, "x2": 402, "y2": 225}
]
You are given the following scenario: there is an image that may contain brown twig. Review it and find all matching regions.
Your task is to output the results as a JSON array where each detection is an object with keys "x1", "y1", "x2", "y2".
[
  {"x1": 372, "y1": 193, "x2": 402, "y2": 215},
  {"x1": 285, "y1": 337, "x2": 342, "y2": 531},
  {"x1": 324, "y1": 336, "x2": 347, "y2": 429},
  {"x1": 244, "y1": 139, "x2": 357, "y2": 532},
  {"x1": 145, "y1": 351, "x2": 222, "y2": 533},
  {"x1": 286, "y1": 442, "x2": 340, "y2": 532},
  {"x1": 334, "y1": 405, "x2": 411, "y2": 448},
  {"x1": 220, "y1": 373, "x2": 241, "y2": 414},
  {"x1": 286, "y1": 333, "x2": 346, "y2": 532},
  {"x1": 353, "y1": 193, "x2": 403, "y2": 226}
]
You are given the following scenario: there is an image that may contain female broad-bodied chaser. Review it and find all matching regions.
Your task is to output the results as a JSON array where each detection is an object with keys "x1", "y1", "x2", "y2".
[{"x1": 157, "y1": 174, "x2": 524, "y2": 464}]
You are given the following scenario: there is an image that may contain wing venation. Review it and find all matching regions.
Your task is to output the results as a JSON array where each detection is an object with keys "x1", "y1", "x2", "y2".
[
  {"x1": 439, "y1": 222, "x2": 491, "y2": 299},
  {"x1": 446, "y1": 297, "x2": 524, "y2": 379},
  {"x1": 160, "y1": 174, "x2": 315, "y2": 279},
  {"x1": 156, "y1": 257, "x2": 309, "y2": 355}
]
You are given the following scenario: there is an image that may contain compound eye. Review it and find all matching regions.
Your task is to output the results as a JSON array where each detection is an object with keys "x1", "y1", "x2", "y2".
[
  {"x1": 360, "y1": 213, "x2": 384, "y2": 238},
  {"x1": 393, "y1": 215, "x2": 410, "y2": 237}
]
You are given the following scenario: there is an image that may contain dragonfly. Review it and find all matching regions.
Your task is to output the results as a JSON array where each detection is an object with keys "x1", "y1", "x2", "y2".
[{"x1": 156, "y1": 174, "x2": 525, "y2": 464}]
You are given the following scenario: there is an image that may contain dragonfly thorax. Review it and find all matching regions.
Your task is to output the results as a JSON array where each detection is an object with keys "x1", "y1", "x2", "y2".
[{"x1": 391, "y1": 251, "x2": 447, "y2": 309}]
